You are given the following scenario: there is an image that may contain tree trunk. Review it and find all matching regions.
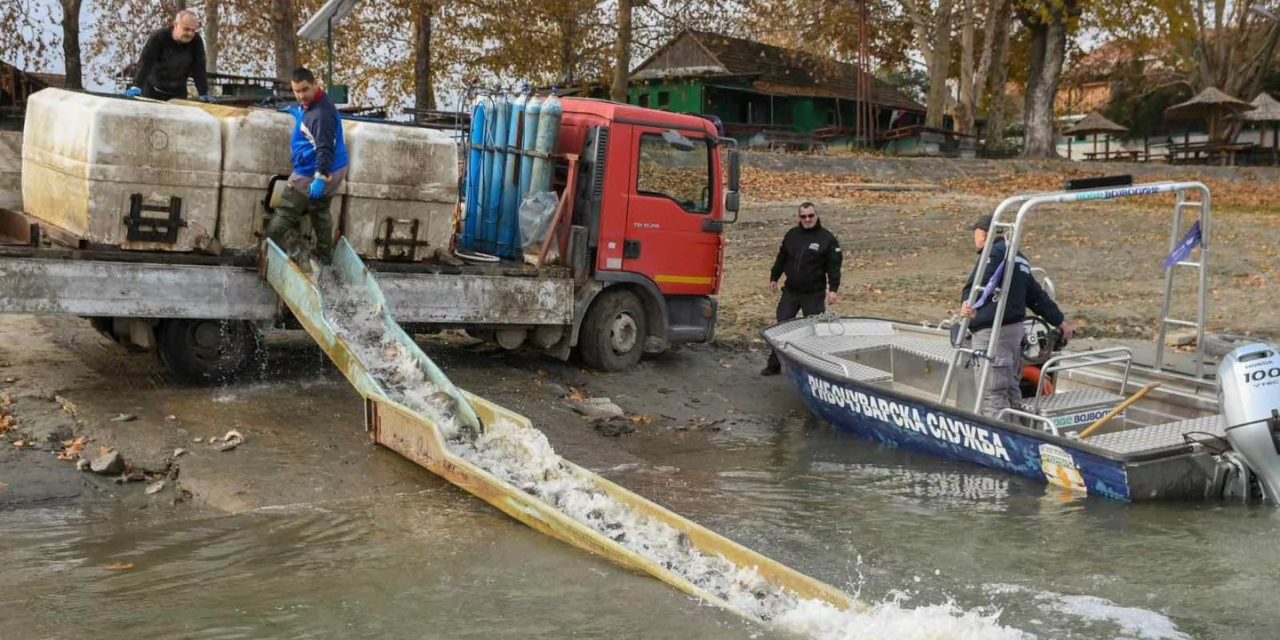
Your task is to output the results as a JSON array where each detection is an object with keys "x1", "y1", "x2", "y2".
[
  {"x1": 981, "y1": 2, "x2": 1013, "y2": 152},
  {"x1": 956, "y1": 0, "x2": 977, "y2": 135},
  {"x1": 559, "y1": 15, "x2": 578, "y2": 86},
  {"x1": 920, "y1": 0, "x2": 955, "y2": 129},
  {"x1": 611, "y1": 0, "x2": 632, "y2": 103},
  {"x1": 414, "y1": 0, "x2": 435, "y2": 118},
  {"x1": 1021, "y1": 14, "x2": 1068, "y2": 158},
  {"x1": 60, "y1": 0, "x2": 83, "y2": 91},
  {"x1": 271, "y1": 0, "x2": 298, "y2": 83},
  {"x1": 205, "y1": 0, "x2": 220, "y2": 73}
]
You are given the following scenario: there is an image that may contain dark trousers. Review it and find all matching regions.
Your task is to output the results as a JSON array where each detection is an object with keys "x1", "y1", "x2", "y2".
[
  {"x1": 765, "y1": 290, "x2": 826, "y2": 372},
  {"x1": 143, "y1": 85, "x2": 184, "y2": 101}
]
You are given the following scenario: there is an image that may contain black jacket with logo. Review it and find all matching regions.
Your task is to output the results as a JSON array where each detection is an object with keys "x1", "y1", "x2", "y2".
[
  {"x1": 770, "y1": 222, "x2": 842, "y2": 294},
  {"x1": 131, "y1": 28, "x2": 209, "y2": 96},
  {"x1": 961, "y1": 237, "x2": 1064, "y2": 332}
]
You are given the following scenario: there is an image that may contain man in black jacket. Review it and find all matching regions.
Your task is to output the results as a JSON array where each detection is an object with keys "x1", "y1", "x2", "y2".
[
  {"x1": 762, "y1": 202, "x2": 843, "y2": 376},
  {"x1": 125, "y1": 10, "x2": 211, "y2": 101},
  {"x1": 961, "y1": 215, "x2": 1073, "y2": 417}
]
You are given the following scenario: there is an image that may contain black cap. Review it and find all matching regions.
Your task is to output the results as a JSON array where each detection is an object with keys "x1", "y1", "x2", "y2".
[{"x1": 972, "y1": 215, "x2": 993, "y2": 231}]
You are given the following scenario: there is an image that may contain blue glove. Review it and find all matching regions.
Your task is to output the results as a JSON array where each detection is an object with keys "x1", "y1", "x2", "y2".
[
  {"x1": 198, "y1": 95, "x2": 214, "y2": 103},
  {"x1": 124, "y1": 87, "x2": 142, "y2": 98},
  {"x1": 308, "y1": 178, "x2": 327, "y2": 200}
]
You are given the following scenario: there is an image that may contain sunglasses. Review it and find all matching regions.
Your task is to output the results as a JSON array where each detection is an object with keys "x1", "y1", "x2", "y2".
[{"x1": 799, "y1": 214, "x2": 816, "y2": 220}]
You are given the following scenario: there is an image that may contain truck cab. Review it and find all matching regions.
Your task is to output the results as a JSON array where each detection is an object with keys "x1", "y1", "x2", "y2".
[{"x1": 557, "y1": 99, "x2": 740, "y2": 370}]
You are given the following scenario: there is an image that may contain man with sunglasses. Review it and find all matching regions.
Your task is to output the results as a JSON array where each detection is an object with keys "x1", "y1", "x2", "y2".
[{"x1": 762, "y1": 202, "x2": 843, "y2": 376}]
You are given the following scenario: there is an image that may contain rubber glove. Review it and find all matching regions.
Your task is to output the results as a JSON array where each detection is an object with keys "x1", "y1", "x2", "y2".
[
  {"x1": 308, "y1": 177, "x2": 327, "y2": 200},
  {"x1": 124, "y1": 87, "x2": 143, "y2": 98}
]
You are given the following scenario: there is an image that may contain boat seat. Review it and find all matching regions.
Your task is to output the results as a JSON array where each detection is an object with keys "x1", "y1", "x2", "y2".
[
  {"x1": 1031, "y1": 388, "x2": 1125, "y2": 419},
  {"x1": 889, "y1": 337, "x2": 958, "y2": 363},
  {"x1": 1085, "y1": 414, "x2": 1227, "y2": 455}
]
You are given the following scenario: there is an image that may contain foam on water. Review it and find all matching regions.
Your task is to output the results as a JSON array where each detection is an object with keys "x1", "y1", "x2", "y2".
[
  {"x1": 316, "y1": 273, "x2": 1027, "y2": 639},
  {"x1": 986, "y1": 583, "x2": 1190, "y2": 640}
]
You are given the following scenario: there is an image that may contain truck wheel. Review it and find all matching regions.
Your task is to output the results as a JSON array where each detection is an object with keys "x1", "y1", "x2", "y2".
[
  {"x1": 580, "y1": 289, "x2": 648, "y2": 372},
  {"x1": 157, "y1": 319, "x2": 262, "y2": 384}
]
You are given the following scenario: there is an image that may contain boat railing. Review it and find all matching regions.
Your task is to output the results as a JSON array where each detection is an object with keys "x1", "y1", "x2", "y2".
[
  {"x1": 939, "y1": 180, "x2": 1211, "y2": 413},
  {"x1": 995, "y1": 408, "x2": 1061, "y2": 436},
  {"x1": 787, "y1": 340, "x2": 855, "y2": 378},
  {"x1": 1032, "y1": 348, "x2": 1134, "y2": 414}
]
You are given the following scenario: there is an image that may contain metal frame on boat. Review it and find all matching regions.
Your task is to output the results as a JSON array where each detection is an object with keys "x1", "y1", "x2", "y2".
[{"x1": 765, "y1": 180, "x2": 1275, "y2": 503}]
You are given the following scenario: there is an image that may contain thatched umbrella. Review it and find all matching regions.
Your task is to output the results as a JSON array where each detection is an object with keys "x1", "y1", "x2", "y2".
[
  {"x1": 1240, "y1": 92, "x2": 1280, "y2": 164},
  {"x1": 1164, "y1": 87, "x2": 1255, "y2": 145},
  {"x1": 1063, "y1": 111, "x2": 1129, "y2": 160}
]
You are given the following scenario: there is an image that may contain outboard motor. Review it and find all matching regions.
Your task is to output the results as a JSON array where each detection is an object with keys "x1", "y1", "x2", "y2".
[{"x1": 1218, "y1": 343, "x2": 1280, "y2": 504}]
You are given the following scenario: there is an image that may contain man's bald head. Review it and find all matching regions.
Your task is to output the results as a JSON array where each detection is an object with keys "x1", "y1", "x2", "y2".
[{"x1": 172, "y1": 10, "x2": 200, "y2": 43}]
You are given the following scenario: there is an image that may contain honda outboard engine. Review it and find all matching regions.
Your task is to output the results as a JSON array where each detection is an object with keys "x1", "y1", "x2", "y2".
[{"x1": 1218, "y1": 343, "x2": 1280, "y2": 505}]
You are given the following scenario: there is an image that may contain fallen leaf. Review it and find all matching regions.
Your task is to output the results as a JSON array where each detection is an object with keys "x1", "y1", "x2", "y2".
[
  {"x1": 12, "y1": 440, "x2": 25, "y2": 448},
  {"x1": 628, "y1": 415, "x2": 654, "y2": 425},
  {"x1": 567, "y1": 387, "x2": 587, "y2": 402},
  {"x1": 104, "y1": 562, "x2": 135, "y2": 571},
  {"x1": 57, "y1": 436, "x2": 88, "y2": 461}
]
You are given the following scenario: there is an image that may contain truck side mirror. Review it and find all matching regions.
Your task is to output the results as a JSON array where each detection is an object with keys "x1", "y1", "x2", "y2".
[
  {"x1": 724, "y1": 191, "x2": 740, "y2": 214},
  {"x1": 728, "y1": 150, "x2": 741, "y2": 193}
]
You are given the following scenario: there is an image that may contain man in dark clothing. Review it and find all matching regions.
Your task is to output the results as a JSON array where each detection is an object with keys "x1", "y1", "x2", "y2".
[
  {"x1": 960, "y1": 214, "x2": 1073, "y2": 417},
  {"x1": 126, "y1": 10, "x2": 211, "y2": 101},
  {"x1": 264, "y1": 67, "x2": 349, "y2": 265},
  {"x1": 761, "y1": 202, "x2": 843, "y2": 376}
]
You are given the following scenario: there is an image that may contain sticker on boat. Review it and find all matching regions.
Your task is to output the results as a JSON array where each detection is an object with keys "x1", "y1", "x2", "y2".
[{"x1": 1039, "y1": 444, "x2": 1087, "y2": 493}]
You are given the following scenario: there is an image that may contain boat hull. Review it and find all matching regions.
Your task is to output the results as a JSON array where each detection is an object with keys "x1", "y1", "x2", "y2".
[{"x1": 780, "y1": 353, "x2": 1135, "y2": 501}]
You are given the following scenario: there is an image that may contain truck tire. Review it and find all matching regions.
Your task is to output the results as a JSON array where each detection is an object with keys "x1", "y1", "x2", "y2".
[
  {"x1": 157, "y1": 319, "x2": 262, "y2": 384},
  {"x1": 579, "y1": 289, "x2": 648, "y2": 372}
]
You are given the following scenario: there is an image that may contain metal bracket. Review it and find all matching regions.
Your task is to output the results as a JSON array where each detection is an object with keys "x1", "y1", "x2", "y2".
[
  {"x1": 123, "y1": 194, "x2": 186, "y2": 243},
  {"x1": 375, "y1": 218, "x2": 431, "y2": 261}
]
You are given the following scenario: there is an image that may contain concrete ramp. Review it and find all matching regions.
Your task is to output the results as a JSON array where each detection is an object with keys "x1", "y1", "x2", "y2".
[{"x1": 261, "y1": 238, "x2": 857, "y2": 624}]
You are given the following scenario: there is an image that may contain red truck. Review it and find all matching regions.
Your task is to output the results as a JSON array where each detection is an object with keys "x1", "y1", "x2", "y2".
[{"x1": 0, "y1": 97, "x2": 741, "y2": 379}]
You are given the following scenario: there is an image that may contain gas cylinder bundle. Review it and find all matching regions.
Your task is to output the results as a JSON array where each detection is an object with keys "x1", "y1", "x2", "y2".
[{"x1": 461, "y1": 87, "x2": 563, "y2": 259}]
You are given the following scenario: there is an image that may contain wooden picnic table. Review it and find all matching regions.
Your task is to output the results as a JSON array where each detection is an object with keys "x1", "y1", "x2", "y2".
[
  {"x1": 1167, "y1": 141, "x2": 1255, "y2": 166},
  {"x1": 1083, "y1": 149, "x2": 1143, "y2": 162}
]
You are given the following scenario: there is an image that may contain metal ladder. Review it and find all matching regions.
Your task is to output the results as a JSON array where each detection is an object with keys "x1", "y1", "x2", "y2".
[{"x1": 1154, "y1": 189, "x2": 1211, "y2": 379}]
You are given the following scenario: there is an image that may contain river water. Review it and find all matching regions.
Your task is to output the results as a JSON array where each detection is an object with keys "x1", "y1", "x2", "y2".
[{"x1": 2, "y1": 382, "x2": 1277, "y2": 639}]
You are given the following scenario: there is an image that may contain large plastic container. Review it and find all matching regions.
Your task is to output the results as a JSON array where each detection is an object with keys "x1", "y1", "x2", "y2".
[
  {"x1": 21, "y1": 88, "x2": 222, "y2": 251},
  {"x1": 342, "y1": 119, "x2": 458, "y2": 261},
  {"x1": 174, "y1": 101, "x2": 302, "y2": 251},
  {"x1": 0, "y1": 130, "x2": 20, "y2": 211}
]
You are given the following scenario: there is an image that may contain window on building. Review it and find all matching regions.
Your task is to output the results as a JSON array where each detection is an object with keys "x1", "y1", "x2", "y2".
[
  {"x1": 636, "y1": 134, "x2": 712, "y2": 214},
  {"x1": 657, "y1": 91, "x2": 670, "y2": 108},
  {"x1": 638, "y1": 93, "x2": 650, "y2": 108}
]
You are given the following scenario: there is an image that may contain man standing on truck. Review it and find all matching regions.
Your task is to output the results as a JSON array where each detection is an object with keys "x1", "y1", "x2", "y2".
[
  {"x1": 960, "y1": 215, "x2": 1073, "y2": 417},
  {"x1": 264, "y1": 67, "x2": 349, "y2": 265},
  {"x1": 124, "y1": 10, "x2": 212, "y2": 102},
  {"x1": 761, "y1": 202, "x2": 843, "y2": 376}
]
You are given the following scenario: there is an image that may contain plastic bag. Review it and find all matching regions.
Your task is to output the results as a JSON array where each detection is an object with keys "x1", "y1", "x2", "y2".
[{"x1": 519, "y1": 191, "x2": 559, "y2": 253}]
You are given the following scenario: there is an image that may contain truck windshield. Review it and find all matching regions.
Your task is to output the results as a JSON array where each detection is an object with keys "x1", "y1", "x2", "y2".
[{"x1": 636, "y1": 134, "x2": 712, "y2": 214}]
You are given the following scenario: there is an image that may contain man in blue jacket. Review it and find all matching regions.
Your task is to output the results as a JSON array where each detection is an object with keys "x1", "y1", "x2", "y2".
[
  {"x1": 265, "y1": 67, "x2": 349, "y2": 264},
  {"x1": 961, "y1": 215, "x2": 1073, "y2": 417}
]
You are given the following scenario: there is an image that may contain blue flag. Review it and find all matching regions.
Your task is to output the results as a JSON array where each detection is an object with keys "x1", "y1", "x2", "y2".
[{"x1": 1162, "y1": 221, "x2": 1202, "y2": 271}]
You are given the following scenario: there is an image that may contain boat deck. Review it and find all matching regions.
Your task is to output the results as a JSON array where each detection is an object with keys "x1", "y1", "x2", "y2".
[{"x1": 765, "y1": 317, "x2": 1224, "y2": 460}]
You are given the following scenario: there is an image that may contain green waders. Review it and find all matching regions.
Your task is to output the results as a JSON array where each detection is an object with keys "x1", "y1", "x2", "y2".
[{"x1": 265, "y1": 186, "x2": 335, "y2": 261}]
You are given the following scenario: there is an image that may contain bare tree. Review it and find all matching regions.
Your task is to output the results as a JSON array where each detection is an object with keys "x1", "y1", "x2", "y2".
[
  {"x1": 612, "y1": 0, "x2": 634, "y2": 102},
  {"x1": 60, "y1": 0, "x2": 84, "y2": 90},
  {"x1": 414, "y1": 0, "x2": 435, "y2": 114},
  {"x1": 271, "y1": 0, "x2": 298, "y2": 82},
  {"x1": 981, "y1": 0, "x2": 1014, "y2": 151},
  {"x1": 206, "y1": 0, "x2": 220, "y2": 73},
  {"x1": 901, "y1": 0, "x2": 956, "y2": 129},
  {"x1": 1019, "y1": 0, "x2": 1079, "y2": 158}
]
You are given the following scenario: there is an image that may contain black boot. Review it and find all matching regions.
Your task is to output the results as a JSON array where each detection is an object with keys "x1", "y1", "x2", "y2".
[{"x1": 760, "y1": 352, "x2": 781, "y2": 376}]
